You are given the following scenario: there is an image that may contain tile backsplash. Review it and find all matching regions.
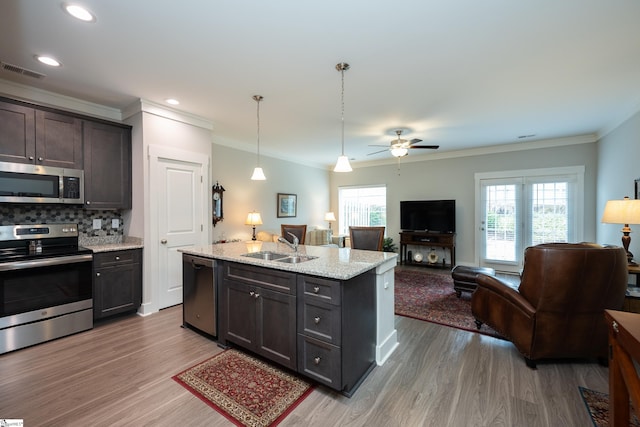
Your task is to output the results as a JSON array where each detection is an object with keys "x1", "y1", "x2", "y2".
[{"x1": 0, "y1": 205, "x2": 124, "y2": 241}]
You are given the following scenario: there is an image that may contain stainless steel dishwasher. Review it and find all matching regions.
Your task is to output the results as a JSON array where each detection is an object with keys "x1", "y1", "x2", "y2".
[{"x1": 182, "y1": 254, "x2": 217, "y2": 337}]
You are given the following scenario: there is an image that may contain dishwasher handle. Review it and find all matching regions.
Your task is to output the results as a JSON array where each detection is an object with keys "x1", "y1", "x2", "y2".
[{"x1": 184, "y1": 254, "x2": 215, "y2": 270}]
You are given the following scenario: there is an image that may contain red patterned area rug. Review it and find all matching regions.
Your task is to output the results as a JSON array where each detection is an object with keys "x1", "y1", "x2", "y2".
[
  {"x1": 579, "y1": 386, "x2": 640, "y2": 427},
  {"x1": 395, "y1": 269, "x2": 502, "y2": 339},
  {"x1": 173, "y1": 349, "x2": 314, "y2": 427}
]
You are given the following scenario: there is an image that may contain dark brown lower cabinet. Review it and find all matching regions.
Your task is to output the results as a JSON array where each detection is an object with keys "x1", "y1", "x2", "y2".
[
  {"x1": 93, "y1": 249, "x2": 142, "y2": 320},
  {"x1": 220, "y1": 262, "x2": 297, "y2": 370},
  {"x1": 219, "y1": 261, "x2": 376, "y2": 396}
]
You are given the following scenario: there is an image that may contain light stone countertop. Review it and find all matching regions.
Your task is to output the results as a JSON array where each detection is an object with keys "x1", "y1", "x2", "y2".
[
  {"x1": 83, "y1": 236, "x2": 144, "y2": 253},
  {"x1": 180, "y1": 241, "x2": 397, "y2": 281}
]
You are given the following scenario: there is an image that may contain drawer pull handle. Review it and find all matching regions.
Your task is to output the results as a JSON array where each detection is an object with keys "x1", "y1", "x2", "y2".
[
  {"x1": 314, "y1": 356, "x2": 321, "y2": 365},
  {"x1": 313, "y1": 286, "x2": 320, "y2": 293},
  {"x1": 314, "y1": 316, "x2": 321, "y2": 324},
  {"x1": 115, "y1": 256, "x2": 120, "y2": 261},
  {"x1": 613, "y1": 320, "x2": 619, "y2": 333},
  {"x1": 254, "y1": 293, "x2": 260, "y2": 299},
  {"x1": 249, "y1": 291, "x2": 255, "y2": 297},
  {"x1": 96, "y1": 272, "x2": 101, "y2": 277}
]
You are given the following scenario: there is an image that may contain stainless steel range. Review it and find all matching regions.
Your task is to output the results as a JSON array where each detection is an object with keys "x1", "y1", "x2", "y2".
[{"x1": 0, "y1": 223, "x2": 93, "y2": 354}]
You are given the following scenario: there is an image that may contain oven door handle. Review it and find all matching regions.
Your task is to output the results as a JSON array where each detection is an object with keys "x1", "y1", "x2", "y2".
[{"x1": 0, "y1": 254, "x2": 93, "y2": 271}]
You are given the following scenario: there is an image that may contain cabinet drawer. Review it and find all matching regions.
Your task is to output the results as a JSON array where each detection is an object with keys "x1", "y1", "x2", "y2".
[
  {"x1": 93, "y1": 249, "x2": 140, "y2": 267},
  {"x1": 298, "y1": 275, "x2": 341, "y2": 305},
  {"x1": 298, "y1": 299, "x2": 341, "y2": 345},
  {"x1": 223, "y1": 262, "x2": 296, "y2": 295},
  {"x1": 297, "y1": 334, "x2": 341, "y2": 389}
]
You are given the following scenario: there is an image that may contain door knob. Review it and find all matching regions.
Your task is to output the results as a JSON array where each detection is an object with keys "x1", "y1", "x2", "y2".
[{"x1": 161, "y1": 239, "x2": 167, "y2": 244}]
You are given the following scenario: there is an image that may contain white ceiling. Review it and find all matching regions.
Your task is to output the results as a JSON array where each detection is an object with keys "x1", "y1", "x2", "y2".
[{"x1": 1, "y1": 0, "x2": 640, "y2": 169}]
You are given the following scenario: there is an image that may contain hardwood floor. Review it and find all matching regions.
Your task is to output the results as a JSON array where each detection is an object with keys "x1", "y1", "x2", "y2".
[{"x1": 0, "y1": 305, "x2": 604, "y2": 426}]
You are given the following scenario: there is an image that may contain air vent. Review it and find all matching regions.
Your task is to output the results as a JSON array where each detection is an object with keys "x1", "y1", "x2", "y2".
[{"x1": 0, "y1": 61, "x2": 46, "y2": 79}]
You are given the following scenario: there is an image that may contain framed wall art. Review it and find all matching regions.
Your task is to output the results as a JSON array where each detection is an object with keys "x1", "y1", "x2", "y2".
[
  {"x1": 277, "y1": 193, "x2": 297, "y2": 218},
  {"x1": 635, "y1": 178, "x2": 640, "y2": 199}
]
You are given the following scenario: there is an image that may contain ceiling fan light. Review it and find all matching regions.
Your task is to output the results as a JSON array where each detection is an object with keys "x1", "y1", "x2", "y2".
[
  {"x1": 334, "y1": 155, "x2": 352, "y2": 172},
  {"x1": 391, "y1": 147, "x2": 408, "y2": 157},
  {"x1": 251, "y1": 167, "x2": 266, "y2": 181}
]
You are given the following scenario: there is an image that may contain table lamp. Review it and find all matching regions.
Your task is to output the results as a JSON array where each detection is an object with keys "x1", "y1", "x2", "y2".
[
  {"x1": 601, "y1": 196, "x2": 640, "y2": 265},
  {"x1": 245, "y1": 211, "x2": 263, "y2": 241},
  {"x1": 324, "y1": 212, "x2": 336, "y2": 231}
]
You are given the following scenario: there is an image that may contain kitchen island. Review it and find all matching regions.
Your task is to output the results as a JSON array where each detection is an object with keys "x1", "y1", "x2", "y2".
[{"x1": 181, "y1": 241, "x2": 398, "y2": 397}]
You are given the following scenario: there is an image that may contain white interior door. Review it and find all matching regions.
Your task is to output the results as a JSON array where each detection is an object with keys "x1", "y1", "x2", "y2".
[{"x1": 153, "y1": 153, "x2": 207, "y2": 309}]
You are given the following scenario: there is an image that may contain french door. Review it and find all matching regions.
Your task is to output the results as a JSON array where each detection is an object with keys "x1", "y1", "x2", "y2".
[{"x1": 476, "y1": 167, "x2": 584, "y2": 273}]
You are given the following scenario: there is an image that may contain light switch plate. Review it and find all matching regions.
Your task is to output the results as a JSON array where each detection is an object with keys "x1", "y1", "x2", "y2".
[
  {"x1": 111, "y1": 219, "x2": 120, "y2": 229},
  {"x1": 92, "y1": 219, "x2": 102, "y2": 230}
]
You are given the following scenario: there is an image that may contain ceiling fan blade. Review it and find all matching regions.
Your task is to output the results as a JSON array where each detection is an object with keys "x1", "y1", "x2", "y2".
[
  {"x1": 408, "y1": 138, "x2": 422, "y2": 146},
  {"x1": 409, "y1": 145, "x2": 440, "y2": 149},
  {"x1": 367, "y1": 148, "x2": 390, "y2": 156},
  {"x1": 368, "y1": 144, "x2": 390, "y2": 147}
]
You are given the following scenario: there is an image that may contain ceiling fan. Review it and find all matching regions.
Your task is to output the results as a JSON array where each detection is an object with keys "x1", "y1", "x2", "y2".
[{"x1": 368, "y1": 130, "x2": 439, "y2": 158}]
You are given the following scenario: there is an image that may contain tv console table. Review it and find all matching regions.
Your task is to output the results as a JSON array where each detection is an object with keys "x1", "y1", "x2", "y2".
[{"x1": 399, "y1": 232, "x2": 456, "y2": 269}]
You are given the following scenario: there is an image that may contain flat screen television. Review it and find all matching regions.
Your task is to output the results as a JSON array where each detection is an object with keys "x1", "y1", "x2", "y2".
[{"x1": 400, "y1": 199, "x2": 456, "y2": 233}]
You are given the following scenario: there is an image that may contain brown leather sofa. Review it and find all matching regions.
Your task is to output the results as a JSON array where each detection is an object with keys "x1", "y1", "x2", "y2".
[{"x1": 471, "y1": 243, "x2": 628, "y2": 368}]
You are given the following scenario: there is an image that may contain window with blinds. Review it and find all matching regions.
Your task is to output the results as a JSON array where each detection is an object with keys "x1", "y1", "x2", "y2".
[{"x1": 337, "y1": 185, "x2": 387, "y2": 236}]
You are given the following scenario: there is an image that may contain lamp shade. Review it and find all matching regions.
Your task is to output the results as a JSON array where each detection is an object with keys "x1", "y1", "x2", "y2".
[
  {"x1": 245, "y1": 211, "x2": 263, "y2": 226},
  {"x1": 334, "y1": 155, "x2": 352, "y2": 172},
  {"x1": 601, "y1": 198, "x2": 640, "y2": 225},
  {"x1": 250, "y1": 167, "x2": 266, "y2": 181},
  {"x1": 324, "y1": 212, "x2": 336, "y2": 222}
]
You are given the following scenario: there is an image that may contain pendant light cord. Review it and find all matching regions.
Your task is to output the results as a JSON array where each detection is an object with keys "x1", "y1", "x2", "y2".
[
  {"x1": 254, "y1": 95, "x2": 262, "y2": 166},
  {"x1": 340, "y1": 66, "x2": 345, "y2": 156}
]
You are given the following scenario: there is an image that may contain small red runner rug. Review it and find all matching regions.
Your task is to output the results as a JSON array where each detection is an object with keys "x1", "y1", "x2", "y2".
[
  {"x1": 173, "y1": 349, "x2": 314, "y2": 427},
  {"x1": 579, "y1": 386, "x2": 640, "y2": 427},
  {"x1": 395, "y1": 269, "x2": 502, "y2": 339}
]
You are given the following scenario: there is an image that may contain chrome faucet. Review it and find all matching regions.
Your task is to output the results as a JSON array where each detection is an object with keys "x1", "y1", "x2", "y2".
[{"x1": 278, "y1": 232, "x2": 299, "y2": 253}]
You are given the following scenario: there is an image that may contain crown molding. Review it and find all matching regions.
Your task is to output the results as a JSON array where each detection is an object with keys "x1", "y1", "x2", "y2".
[
  {"x1": 351, "y1": 134, "x2": 598, "y2": 169},
  {"x1": 0, "y1": 78, "x2": 122, "y2": 121},
  {"x1": 122, "y1": 98, "x2": 214, "y2": 130}
]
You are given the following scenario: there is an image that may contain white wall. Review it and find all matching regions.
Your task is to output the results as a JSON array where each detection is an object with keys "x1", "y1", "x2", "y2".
[
  {"x1": 331, "y1": 141, "x2": 598, "y2": 265},
  {"x1": 124, "y1": 105, "x2": 214, "y2": 315},
  {"x1": 597, "y1": 109, "x2": 640, "y2": 257},
  {"x1": 210, "y1": 144, "x2": 330, "y2": 242}
]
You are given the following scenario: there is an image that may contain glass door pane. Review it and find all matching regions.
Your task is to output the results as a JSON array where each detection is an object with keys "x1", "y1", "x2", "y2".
[
  {"x1": 481, "y1": 180, "x2": 523, "y2": 273},
  {"x1": 530, "y1": 181, "x2": 569, "y2": 245}
]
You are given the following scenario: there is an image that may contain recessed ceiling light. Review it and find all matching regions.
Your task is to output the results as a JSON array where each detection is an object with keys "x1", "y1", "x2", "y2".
[
  {"x1": 36, "y1": 56, "x2": 61, "y2": 67},
  {"x1": 165, "y1": 98, "x2": 180, "y2": 105},
  {"x1": 63, "y1": 4, "x2": 96, "y2": 22}
]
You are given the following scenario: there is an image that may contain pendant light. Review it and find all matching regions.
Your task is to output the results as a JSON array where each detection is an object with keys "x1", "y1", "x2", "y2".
[
  {"x1": 334, "y1": 62, "x2": 352, "y2": 172},
  {"x1": 250, "y1": 95, "x2": 267, "y2": 180}
]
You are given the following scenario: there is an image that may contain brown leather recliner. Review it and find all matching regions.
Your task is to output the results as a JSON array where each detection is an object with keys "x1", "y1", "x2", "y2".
[{"x1": 471, "y1": 243, "x2": 628, "y2": 368}]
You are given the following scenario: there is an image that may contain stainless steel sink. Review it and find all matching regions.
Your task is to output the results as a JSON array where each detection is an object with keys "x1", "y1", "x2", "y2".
[
  {"x1": 276, "y1": 255, "x2": 318, "y2": 264},
  {"x1": 241, "y1": 251, "x2": 289, "y2": 261}
]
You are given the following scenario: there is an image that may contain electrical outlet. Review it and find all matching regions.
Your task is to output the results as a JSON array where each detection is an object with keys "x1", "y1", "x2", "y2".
[
  {"x1": 112, "y1": 219, "x2": 120, "y2": 229},
  {"x1": 92, "y1": 219, "x2": 102, "y2": 230}
]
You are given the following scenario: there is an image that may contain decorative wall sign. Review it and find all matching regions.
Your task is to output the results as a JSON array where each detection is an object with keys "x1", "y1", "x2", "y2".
[
  {"x1": 635, "y1": 178, "x2": 640, "y2": 200},
  {"x1": 212, "y1": 182, "x2": 225, "y2": 226},
  {"x1": 277, "y1": 193, "x2": 297, "y2": 218}
]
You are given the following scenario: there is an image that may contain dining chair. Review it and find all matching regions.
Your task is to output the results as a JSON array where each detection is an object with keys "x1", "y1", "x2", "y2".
[
  {"x1": 280, "y1": 224, "x2": 307, "y2": 244},
  {"x1": 349, "y1": 226, "x2": 385, "y2": 251}
]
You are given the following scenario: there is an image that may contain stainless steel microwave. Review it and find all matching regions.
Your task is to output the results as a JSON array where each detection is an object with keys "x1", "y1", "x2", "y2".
[{"x1": 0, "y1": 161, "x2": 84, "y2": 205}]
